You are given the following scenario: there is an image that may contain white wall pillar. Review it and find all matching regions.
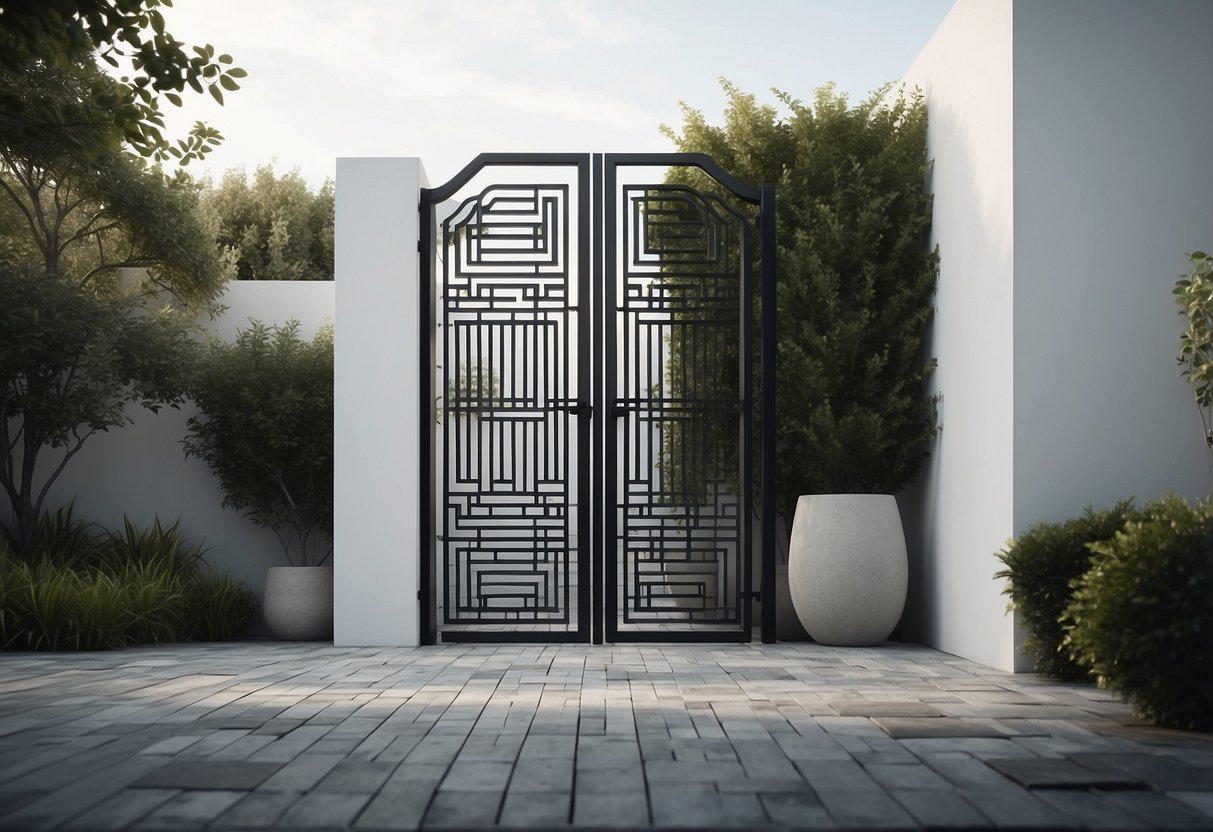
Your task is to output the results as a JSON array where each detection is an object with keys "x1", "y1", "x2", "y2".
[{"x1": 334, "y1": 158, "x2": 428, "y2": 646}]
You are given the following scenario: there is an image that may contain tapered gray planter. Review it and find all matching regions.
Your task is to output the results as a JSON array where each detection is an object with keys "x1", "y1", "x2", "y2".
[
  {"x1": 263, "y1": 566, "x2": 334, "y2": 641},
  {"x1": 787, "y1": 494, "x2": 907, "y2": 646}
]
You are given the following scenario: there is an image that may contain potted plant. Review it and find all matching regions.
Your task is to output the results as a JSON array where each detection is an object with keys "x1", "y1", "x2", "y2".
[
  {"x1": 183, "y1": 319, "x2": 334, "y2": 640},
  {"x1": 664, "y1": 82, "x2": 940, "y2": 644}
]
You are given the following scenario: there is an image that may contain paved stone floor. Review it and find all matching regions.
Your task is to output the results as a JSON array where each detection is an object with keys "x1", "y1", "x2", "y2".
[{"x1": 0, "y1": 642, "x2": 1211, "y2": 831}]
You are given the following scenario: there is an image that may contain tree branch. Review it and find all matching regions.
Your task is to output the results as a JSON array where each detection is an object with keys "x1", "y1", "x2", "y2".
[{"x1": 32, "y1": 427, "x2": 95, "y2": 523}]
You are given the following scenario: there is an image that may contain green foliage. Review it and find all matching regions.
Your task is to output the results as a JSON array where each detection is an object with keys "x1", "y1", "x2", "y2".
[
  {"x1": 1174, "y1": 250, "x2": 1213, "y2": 475},
  {"x1": 995, "y1": 500, "x2": 1139, "y2": 681},
  {"x1": 1064, "y1": 495, "x2": 1213, "y2": 731},
  {"x1": 0, "y1": 265, "x2": 200, "y2": 556},
  {"x1": 200, "y1": 165, "x2": 335, "y2": 281},
  {"x1": 177, "y1": 570, "x2": 260, "y2": 641},
  {"x1": 0, "y1": 508, "x2": 258, "y2": 650},
  {"x1": 1, "y1": 59, "x2": 229, "y2": 309},
  {"x1": 0, "y1": 0, "x2": 244, "y2": 165},
  {"x1": 184, "y1": 320, "x2": 334, "y2": 566},
  {"x1": 662, "y1": 80, "x2": 939, "y2": 516}
]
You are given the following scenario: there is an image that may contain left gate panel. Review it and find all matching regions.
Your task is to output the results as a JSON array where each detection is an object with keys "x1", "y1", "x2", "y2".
[{"x1": 421, "y1": 155, "x2": 591, "y2": 643}]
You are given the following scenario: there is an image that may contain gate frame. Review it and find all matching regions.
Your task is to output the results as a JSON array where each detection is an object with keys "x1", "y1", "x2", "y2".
[{"x1": 418, "y1": 152, "x2": 776, "y2": 645}]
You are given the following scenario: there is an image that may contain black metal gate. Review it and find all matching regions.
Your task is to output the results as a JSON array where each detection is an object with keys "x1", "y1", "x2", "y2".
[{"x1": 419, "y1": 153, "x2": 775, "y2": 644}]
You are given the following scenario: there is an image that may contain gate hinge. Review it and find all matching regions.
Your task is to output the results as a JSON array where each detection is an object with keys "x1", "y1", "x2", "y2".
[
  {"x1": 749, "y1": 592, "x2": 761, "y2": 602},
  {"x1": 417, "y1": 590, "x2": 422, "y2": 600}
]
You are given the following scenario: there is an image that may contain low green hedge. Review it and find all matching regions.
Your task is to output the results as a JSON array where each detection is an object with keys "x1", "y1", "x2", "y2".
[
  {"x1": 1064, "y1": 495, "x2": 1213, "y2": 731},
  {"x1": 0, "y1": 509, "x2": 258, "y2": 650},
  {"x1": 995, "y1": 499, "x2": 1139, "y2": 681}
]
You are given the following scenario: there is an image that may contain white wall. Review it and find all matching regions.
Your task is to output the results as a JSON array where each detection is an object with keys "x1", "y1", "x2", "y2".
[
  {"x1": 902, "y1": 0, "x2": 1213, "y2": 671},
  {"x1": 33, "y1": 281, "x2": 335, "y2": 599},
  {"x1": 1012, "y1": 0, "x2": 1213, "y2": 528},
  {"x1": 900, "y1": 0, "x2": 1018, "y2": 671},
  {"x1": 333, "y1": 158, "x2": 427, "y2": 647}
]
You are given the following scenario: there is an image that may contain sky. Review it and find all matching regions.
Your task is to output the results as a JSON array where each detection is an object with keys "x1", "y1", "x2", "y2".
[{"x1": 159, "y1": 0, "x2": 956, "y2": 190}]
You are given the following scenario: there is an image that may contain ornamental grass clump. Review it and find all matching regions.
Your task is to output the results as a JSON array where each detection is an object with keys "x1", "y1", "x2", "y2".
[
  {"x1": 0, "y1": 507, "x2": 258, "y2": 650},
  {"x1": 1064, "y1": 495, "x2": 1213, "y2": 731},
  {"x1": 995, "y1": 499, "x2": 1139, "y2": 681}
]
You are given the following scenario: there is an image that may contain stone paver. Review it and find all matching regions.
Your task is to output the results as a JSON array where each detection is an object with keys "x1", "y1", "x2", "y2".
[{"x1": 0, "y1": 641, "x2": 1210, "y2": 830}]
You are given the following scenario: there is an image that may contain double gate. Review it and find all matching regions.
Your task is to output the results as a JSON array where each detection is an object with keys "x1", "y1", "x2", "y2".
[{"x1": 419, "y1": 153, "x2": 775, "y2": 644}]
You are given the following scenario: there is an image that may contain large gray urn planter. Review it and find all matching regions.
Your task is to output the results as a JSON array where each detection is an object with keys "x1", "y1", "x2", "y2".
[
  {"x1": 787, "y1": 494, "x2": 907, "y2": 646},
  {"x1": 263, "y1": 566, "x2": 334, "y2": 641}
]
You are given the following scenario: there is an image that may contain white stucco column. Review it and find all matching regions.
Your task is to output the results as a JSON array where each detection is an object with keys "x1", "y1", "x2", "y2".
[{"x1": 334, "y1": 158, "x2": 428, "y2": 646}]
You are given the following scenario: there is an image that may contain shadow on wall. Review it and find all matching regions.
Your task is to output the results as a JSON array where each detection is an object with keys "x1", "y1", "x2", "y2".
[{"x1": 894, "y1": 85, "x2": 1016, "y2": 659}]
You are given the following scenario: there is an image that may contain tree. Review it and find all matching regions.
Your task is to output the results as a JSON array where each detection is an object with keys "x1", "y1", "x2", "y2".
[
  {"x1": 0, "y1": 265, "x2": 199, "y2": 556},
  {"x1": 183, "y1": 321, "x2": 334, "y2": 567},
  {"x1": 200, "y1": 166, "x2": 335, "y2": 281},
  {"x1": 1, "y1": 0, "x2": 245, "y2": 165},
  {"x1": 661, "y1": 80, "x2": 939, "y2": 521},
  {"x1": 0, "y1": 57, "x2": 228, "y2": 310},
  {"x1": 0, "y1": 0, "x2": 241, "y2": 552}
]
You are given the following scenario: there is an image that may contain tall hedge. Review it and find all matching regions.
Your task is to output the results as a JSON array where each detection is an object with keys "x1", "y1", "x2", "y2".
[{"x1": 662, "y1": 81, "x2": 939, "y2": 517}]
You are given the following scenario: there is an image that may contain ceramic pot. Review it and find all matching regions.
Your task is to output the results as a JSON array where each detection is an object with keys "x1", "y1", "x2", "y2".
[
  {"x1": 787, "y1": 494, "x2": 907, "y2": 646},
  {"x1": 263, "y1": 566, "x2": 334, "y2": 641}
]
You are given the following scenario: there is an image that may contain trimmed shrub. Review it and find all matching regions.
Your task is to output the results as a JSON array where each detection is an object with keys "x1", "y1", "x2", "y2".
[
  {"x1": 995, "y1": 499, "x2": 1138, "y2": 681},
  {"x1": 1064, "y1": 495, "x2": 1213, "y2": 731}
]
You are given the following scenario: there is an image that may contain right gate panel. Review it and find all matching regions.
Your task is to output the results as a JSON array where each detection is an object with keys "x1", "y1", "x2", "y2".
[{"x1": 603, "y1": 155, "x2": 756, "y2": 642}]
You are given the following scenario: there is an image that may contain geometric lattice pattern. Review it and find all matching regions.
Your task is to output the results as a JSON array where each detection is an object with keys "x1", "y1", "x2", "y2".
[
  {"x1": 427, "y1": 154, "x2": 764, "y2": 644},
  {"x1": 614, "y1": 185, "x2": 748, "y2": 626},
  {"x1": 442, "y1": 184, "x2": 578, "y2": 626}
]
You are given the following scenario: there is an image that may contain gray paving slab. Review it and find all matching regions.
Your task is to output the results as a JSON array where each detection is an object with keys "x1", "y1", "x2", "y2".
[
  {"x1": 873, "y1": 717, "x2": 1009, "y2": 739},
  {"x1": 1072, "y1": 752, "x2": 1213, "y2": 791},
  {"x1": 62, "y1": 788, "x2": 180, "y2": 831},
  {"x1": 497, "y1": 791, "x2": 570, "y2": 827},
  {"x1": 277, "y1": 791, "x2": 372, "y2": 829},
  {"x1": 985, "y1": 756, "x2": 1147, "y2": 790},
  {"x1": 131, "y1": 789, "x2": 245, "y2": 830},
  {"x1": 209, "y1": 790, "x2": 301, "y2": 829},
  {"x1": 422, "y1": 790, "x2": 501, "y2": 828},
  {"x1": 131, "y1": 759, "x2": 284, "y2": 790},
  {"x1": 1097, "y1": 790, "x2": 1213, "y2": 829},
  {"x1": 0, "y1": 641, "x2": 1211, "y2": 831},
  {"x1": 1035, "y1": 790, "x2": 1153, "y2": 831},
  {"x1": 832, "y1": 701, "x2": 941, "y2": 717},
  {"x1": 889, "y1": 789, "x2": 991, "y2": 829}
]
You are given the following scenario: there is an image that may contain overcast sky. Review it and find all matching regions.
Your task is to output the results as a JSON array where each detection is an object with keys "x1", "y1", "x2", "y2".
[{"x1": 159, "y1": 0, "x2": 955, "y2": 189}]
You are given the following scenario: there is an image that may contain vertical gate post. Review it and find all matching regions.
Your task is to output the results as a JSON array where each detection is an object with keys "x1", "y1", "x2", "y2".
[
  {"x1": 760, "y1": 184, "x2": 777, "y2": 644},
  {"x1": 334, "y1": 157, "x2": 429, "y2": 646}
]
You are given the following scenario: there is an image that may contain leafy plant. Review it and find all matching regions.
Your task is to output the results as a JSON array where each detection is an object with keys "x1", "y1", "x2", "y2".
[
  {"x1": 178, "y1": 571, "x2": 260, "y2": 641},
  {"x1": 662, "y1": 80, "x2": 939, "y2": 518},
  {"x1": 1, "y1": 508, "x2": 258, "y2": 650},
  {"x1": 184, "y1": 320, "x2": 334, "y2": 566},
  {"x1": 1, "y1": 58, "x2": 231, "y2": 309},
  {"x1": 1, "y1": 0, "x2": 244, "y2": 165},
  {"x1": 995, "y1": 499, "x2": 1139, "y2": 680},
  {"x1": 102, "y1": 516, "x2": 202, "y2": 577},
  {"x1": 1174, "y1": 250, "x2": 1213, "y2": 478},
  {"x1": 0, "y1": 266, "x2": 201, "y2": 556},
  {"x1": 1064, "y1": 495, "x2": 1213, "y2": 731},
  {"x1": 201, "y1": 165, "x2": 334, "y2": 281}
]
